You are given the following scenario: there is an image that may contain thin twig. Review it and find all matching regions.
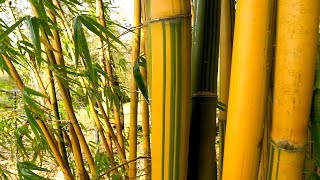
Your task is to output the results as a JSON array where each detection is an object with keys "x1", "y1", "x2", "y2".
[{"x1": 99, "y1": 156, "x2": 151, "y2": 178}]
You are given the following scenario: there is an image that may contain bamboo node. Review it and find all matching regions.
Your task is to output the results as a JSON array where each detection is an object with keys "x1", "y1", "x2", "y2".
[
  {"x1": 192, "y1": 91, "x2": 217, "y2": 97},
  {"x1": 149, "y1": 13, "x2": 191, "y2": 24},
  {"x1": 269, "y1": 139, "x2": 306, "y2": 152}
]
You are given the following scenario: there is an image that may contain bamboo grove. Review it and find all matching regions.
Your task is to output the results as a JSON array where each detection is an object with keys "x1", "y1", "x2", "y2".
[{"x1": 0, "y1": 0, "x2": 319, "y2": 179}]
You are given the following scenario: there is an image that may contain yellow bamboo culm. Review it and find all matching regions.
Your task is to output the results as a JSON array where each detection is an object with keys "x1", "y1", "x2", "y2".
[
  {"x1": 221, "y1": 0, "x2": 273, "y2": 179},
  {"x1": 129, "y1": 0, "x2": 141, "y2": 178},
  {"x1": 149, "y1": 0, "x2": 191, "y2": 179},
  {"x1": 218, "y1": 0, "x2": 233, "y2": 178},
  {"x1": 268, "y1": 1, "x2": 320, "y2": 179}
]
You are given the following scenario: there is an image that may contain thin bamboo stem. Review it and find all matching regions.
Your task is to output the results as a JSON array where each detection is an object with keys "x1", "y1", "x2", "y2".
[
  {"x1": 2, "y1": 54, "x2": 74, "y2": 180},
  {"x1": 128, "y1": 0, "x2": 141, "y2": 178},
  {"x1": 140, "y1": 17, "x2": 151, "y2": 180}
]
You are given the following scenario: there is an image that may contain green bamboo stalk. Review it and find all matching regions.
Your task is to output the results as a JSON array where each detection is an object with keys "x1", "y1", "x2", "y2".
[{"x1": 188, "y1": 0, "x2": 220, "y2": 179}]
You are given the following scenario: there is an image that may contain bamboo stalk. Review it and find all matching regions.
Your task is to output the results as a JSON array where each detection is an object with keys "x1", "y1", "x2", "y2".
[
  {"x1": 218, "y1": 1, "x2": 234, "y2": 178},
  {"x1": 96, "y1": 99, "x2": 129, "y2": 170},
  {"x1": 311, "y1": 44, "x2": 320, "y2": 172},
  {"x1": 221, "y1": 0, "x2": 274, "y2": 179},
  {"x1": 2, "y1": 54, "x2": 74, "y2": 180},
  {"x1": 128, "y1": 0, "x2": 141, "y2": 178},
  {"x1": 268, "y1": 1, "x2": 320, "y2": 179},
  {"x1": 187, "y1": 0, "x2": 220, "y2": 179},
  {"x1": 140, "y1": 18, "x2": 151, "y2": 180},
  {"x1": 95, "y1": 0, "x2": 125, "y2": 155},
  {"x1": 88, "y1": 98, "x2": 117, "y2": 169},
  {"x1": 149, "y1": 0, "x2": 191, "y2": 179}
]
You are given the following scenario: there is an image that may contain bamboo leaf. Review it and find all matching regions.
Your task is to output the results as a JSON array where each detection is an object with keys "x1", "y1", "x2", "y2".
[
  {"x1": 24, "y1": 87, "x2": 47, "y2": 98},
  {"x1": 133, "y1": 60, "x2": 148, "y2": 102},
  {"x1": 43, "y1": 0, "x2": 62, "y2": 19},
  {"x1": 0, "y1": 16, "x2": 27, "y2": 42},
  {"x1": 217, "y1": 101, "x2": 227, "y2": 111},
  {"x1": 23, "y1": 92, "x2": 44, "y2": 118},
  {"x1": 73, "y1": 16, "x2": 94, "y2": 80},
  {"x1": 73, "y1": 16, "x2": 81, "y2": 68},
  {"x1": 0, "y1": 54, "x2": 11, "y2": 74},
  {"x1": 139, "y1": 55, "x2": 147, "y2": 68},
  {"x1": 81, "y1": 15, "x2": 125, "y2": 47},
  {"x1": 17, "y1": 161, "x2": 50, "y2": 180},
  {"x1": 28, "y1": 0, "x2": 47, "y2": 20},
  {"x1": 25, "y1": 16, "x2": 42, "y2": 68},
  {"x1": 24, "y1": 106, "x2": 42, "y2": 140},
  {"x1": 38, "y1": 19, "x2": 53, "y2": 37},
  {"x1": 14, "y1": 128, "x2": 27, "y2": 154}
]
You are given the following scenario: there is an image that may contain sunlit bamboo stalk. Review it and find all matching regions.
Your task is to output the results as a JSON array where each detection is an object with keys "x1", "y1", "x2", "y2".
[
  {"x1": 128, "y1": 0, "x2": 141, "y2": 178},
  {"x1": 96, "y1": 99, "x2": 129, "y2": 170},
  {"x1": 222, "y1": 0, "x2": 274, "y2": 179},
  {"x1": 95, "y1": 0, "x2": 125, "y2": 154},
  {"x1": 1, "y1": 54, "x2": 74, "y2": 180},
  {"x1": 149, "y1": 0, "x2": 191, "y2": 179},
  {"x1": 267, "y1": 1, "x2": 320, "y2": 179}
]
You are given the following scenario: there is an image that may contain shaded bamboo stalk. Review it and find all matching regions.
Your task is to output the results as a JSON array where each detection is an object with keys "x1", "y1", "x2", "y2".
[
  {"x1": 187, "y1": 0, "x2": 220, "y2": 179},
  {"x1": 222, "y1": 0, "x2": 274, "y2": 179},
  {"x1": 149, "y1": 0, "x2": 191, "y2": 179},
  {"x1": 217, "y1": 0, "x2": 235, "y2": 179},
  {"x1": 310, "y1": 41, "x2": 320, "y2": 176},
  {"x1": 128, "y1": 0, "x2": 141, "y2": 178},
  {"x1": 268, "y1": 1, "x2": 320, "y2": 179},
  {"x1": 140, "y1": 14, "x2": 151, "y2": 180},
  {"x1": 257, "y1": 0, "x2": 277, "y2": 179}
]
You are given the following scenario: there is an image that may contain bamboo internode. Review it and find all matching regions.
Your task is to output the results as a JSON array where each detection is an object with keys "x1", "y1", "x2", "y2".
[
  {"x1": 222, "y1": 0, "x2": 273, "y2": 179},
  {"x1": 268, "y1": 0, "x2": 320, "y2": 179}
]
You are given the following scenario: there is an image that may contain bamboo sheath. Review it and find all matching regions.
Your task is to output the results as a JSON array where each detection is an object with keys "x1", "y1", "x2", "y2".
[
  {"x1": 149, "y1": 0, "x2": 191, "y2": 179},
  {"x1": 268, "y1": 1, "x2": 320, "y2": 179},
  {"x1": 222, "y1": 0, "x2": 273, "y2": 179}
]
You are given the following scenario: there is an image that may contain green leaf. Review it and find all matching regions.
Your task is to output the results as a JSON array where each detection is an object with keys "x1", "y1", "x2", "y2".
[
  {"x1": 14, "y1": 129, "x2": 27, "y2": 154},
  {"x1": 28, "y1": 0, "x2": 47, "y2": 21},
  {"x1": 24, "y1": 87, "x2": 47, "y2": 98},
  {"x1": 139, "y1": 55, "x2": 147, "y2": 68},
  {"x1": 73, "y1": 16, "x2": 81, "y2": 68},
  {"x1": 43, "y1": 0, "x2": 62, "y2": 20},
  {"x1": 0, "y1": 54, "x2": 10, "y2": 74},
  {"x1": 0, "y1": 16, "x2": 27, "y2": 42},
  {"x1": 26, "y1": 16, "x2": 42, "y2": 68},
  {"x1": 17, "y1": 161, "x2": 50, "y2": 180},
  {"x1": 217, "y1": 101, "x2": 227, "y2": 111},
  {"x1": 133, "y1": 60, "x2": 148, "y2": 102},
  {"x1": 81, "y1": 15, "x2": 125, "y2": 47},
  {"x1": 73, "y1": 16, "x2": 94, "y2": 80},
  {"x1": 24, "y1": 106, "x2": 42, "y2": 140}
]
